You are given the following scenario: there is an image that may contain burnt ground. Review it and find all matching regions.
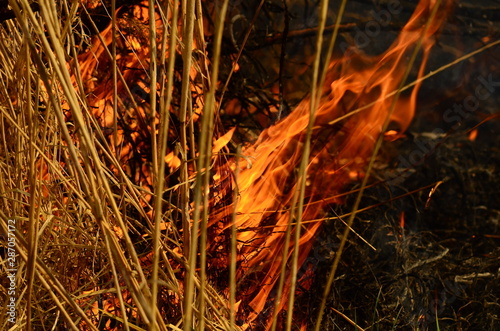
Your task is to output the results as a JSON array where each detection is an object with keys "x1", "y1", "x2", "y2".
[{"x1": 307, "y1": 116, "x2": 500, "y2": 330}]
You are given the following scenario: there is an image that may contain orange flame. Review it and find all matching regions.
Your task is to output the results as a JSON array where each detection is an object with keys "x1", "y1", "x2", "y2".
[
  {"x1": 72, "y1": 0, "x2": 452, "y2": 329},
  {"x1": 211, "y1": 0, "x2": 452, "y2": 328}
]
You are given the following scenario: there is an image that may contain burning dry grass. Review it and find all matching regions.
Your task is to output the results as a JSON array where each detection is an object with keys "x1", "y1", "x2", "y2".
[{"x1": 0, "y1": 0, "x2": 498, "y2": 330}]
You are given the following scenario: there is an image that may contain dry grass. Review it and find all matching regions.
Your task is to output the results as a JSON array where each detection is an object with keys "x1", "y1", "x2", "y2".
[
  {"x1": 0, "y1": 1, "x2": 497, "y2": 330},
  {"x1": 2, "y1": 1, "x2": 191, "y2": 330}
]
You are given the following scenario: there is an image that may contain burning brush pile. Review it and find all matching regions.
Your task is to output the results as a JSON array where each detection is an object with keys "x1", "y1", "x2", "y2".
[{"x1": 0, "y1": 0, "x2": 499, "y2": 330}]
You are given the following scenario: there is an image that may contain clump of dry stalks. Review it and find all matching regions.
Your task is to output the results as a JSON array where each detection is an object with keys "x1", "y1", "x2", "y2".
[{"x1": 0, "y1": 0, "x2": 231, "y2": 330}]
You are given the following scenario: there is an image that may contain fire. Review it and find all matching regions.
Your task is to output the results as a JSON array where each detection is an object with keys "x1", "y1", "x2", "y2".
[
  {"x1": 72, "y1": 0, "x2": 451, "y2": 329},
  {"x1": 211, "y1": 0, "x2": 452, "y2": 328}
]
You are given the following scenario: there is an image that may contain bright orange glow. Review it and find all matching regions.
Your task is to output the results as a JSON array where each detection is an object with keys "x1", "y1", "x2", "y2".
[
  {"x1": 468, "y1": 128, "x2": 478, "y2": 141},
  {"x1": 384, "y1": 129, "x2": 403, "y2": 141},
  {"x1": 165, "y1": 151, "x2": 181, "y2": 171},
  {"x1": 212, "y1": 126, "x2": 236, "y2": 154}
]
